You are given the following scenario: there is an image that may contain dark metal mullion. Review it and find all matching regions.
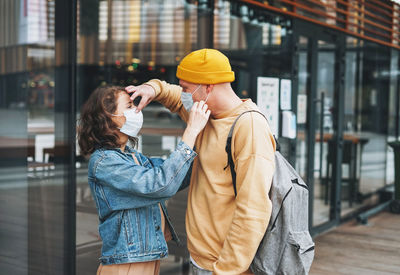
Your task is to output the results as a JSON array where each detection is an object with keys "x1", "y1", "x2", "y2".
[
  {"x1": 319, "y1": 92, "x2": 325, "y2": 184},
  {"x1": 307, "y1": 37, "x2": 318, "y2": 230},
  {"x1": 354, "y1": 41, "x2": 361, "y2": 133},
  {"x1": 396, "y1": 51, "x2": 400, "y2": 139},
  {"x1": 55, "y1": 0, "x2": 77, "y2": 274},
  {"x1": 197, "y1": 0, "x2": 214, "y2": 49},
  {"x1": 209, "y1": 0, "x2": 214, "y2": 48},
  {"x1": 67, "y1": 0, "x2": 77, "y2": 273},
  {"x1": 106, "y1": 0, "x2": 113, "y2": 83},
  {"x1": 329, "y1": 36, "x2": 345, "y2": 222},
  {"x1": 290, "y1": 26, "x2": 299, "y2": 167}
]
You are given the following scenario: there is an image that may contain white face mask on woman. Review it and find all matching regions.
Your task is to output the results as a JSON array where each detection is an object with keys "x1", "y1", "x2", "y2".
[{"x1": 112, "y1": 108, "x2": 143, "y2": 137}]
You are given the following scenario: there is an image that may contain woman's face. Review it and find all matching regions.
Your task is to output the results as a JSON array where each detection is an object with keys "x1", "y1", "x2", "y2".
[{"x1": 112, "y1": 91, "x2": 134, "y2": 128}]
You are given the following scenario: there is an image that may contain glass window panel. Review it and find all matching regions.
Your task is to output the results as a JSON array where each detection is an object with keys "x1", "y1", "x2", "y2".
[
  {"x1": 342, "y1": 39, "x2": 392, "y2": 216},
  {"x1": 0, "y1": 0, "x2": 72, "y2": 274},
  {"x1": 386, "y1": 49, "x2": 399, "y2": 186},
  {"x1": 296, "y1": 36, "x2": 309, "y2": 181},
  {"x1": 313, "y1": 40, "x2": 337, "y2": 226}
]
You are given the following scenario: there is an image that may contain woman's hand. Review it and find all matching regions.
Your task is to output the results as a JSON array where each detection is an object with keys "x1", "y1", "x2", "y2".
[
  {"x1": 125, "y1": 84, "x2": 156, "y2": 112},
  {"x1": 186, "y1": 101, "x2": 211, "y2": 135},
  {"x1": 182, "y1": 101, "x2": 211, "y2": 148}
]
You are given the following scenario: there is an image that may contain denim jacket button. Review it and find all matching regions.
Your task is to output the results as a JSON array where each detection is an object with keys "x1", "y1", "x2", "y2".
[
  {"x1": 185, "y1": 149, "x2": 191, "y2": 155},
  {"x1": 155, "y1": 225, "x2": 160, "y2": 231}
]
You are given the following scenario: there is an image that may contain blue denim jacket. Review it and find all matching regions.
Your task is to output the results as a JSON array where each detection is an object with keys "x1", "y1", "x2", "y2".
[{"x1": 88, "y1": 141, "x2": 197, "y2": 265}]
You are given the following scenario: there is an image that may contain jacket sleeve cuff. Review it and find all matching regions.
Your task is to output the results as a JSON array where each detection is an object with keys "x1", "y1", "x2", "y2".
[
  {"x1": 144, "y1": 79, "x2": 162, "y2": 99},
  {"x1": 176, "y1": 141, "x2": 197, "y2": 160}
]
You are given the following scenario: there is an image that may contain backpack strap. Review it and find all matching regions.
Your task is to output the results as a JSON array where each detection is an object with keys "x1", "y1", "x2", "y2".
[{"x1": 224, "y1": 110, "x2": 279, "y2": 197}]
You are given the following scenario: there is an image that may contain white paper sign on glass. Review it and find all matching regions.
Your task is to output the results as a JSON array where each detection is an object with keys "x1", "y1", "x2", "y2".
[
  {"x1": 280, "y1": 79, "x2": 292, "y2": 110},
  {"x1": 282, "y1": 111, "x2": 297, "y2": 139},
  {"x1": 257, "y1": 77, "x2": 279, "y2": 135}
]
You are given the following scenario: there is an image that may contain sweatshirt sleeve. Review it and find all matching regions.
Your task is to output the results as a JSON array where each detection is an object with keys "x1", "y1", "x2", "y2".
[
  {"x1": 212, "y1": 112, "x2": 276, "y2": 275},
  {"x1": 145, "y1": 79, "x2": 189, "y2": 122}
]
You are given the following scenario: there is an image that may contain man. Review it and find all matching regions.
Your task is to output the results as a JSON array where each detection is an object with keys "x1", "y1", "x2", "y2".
[{"x1": 126, "y1": 49, "x2": 276, "y2": 274}]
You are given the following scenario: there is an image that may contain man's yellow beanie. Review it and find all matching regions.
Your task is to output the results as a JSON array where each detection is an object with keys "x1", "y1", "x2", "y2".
[{"x1": 176, "y1": 48, "x2": 235, "y2": 84}]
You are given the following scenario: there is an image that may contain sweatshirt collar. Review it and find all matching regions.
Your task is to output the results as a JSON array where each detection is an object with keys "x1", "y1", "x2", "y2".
[{"x1": 212, "y1": 99, "x2": 253, "y2": 119}]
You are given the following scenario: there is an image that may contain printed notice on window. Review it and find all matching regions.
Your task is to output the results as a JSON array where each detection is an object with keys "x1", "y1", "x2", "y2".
[
  {"x1": 257, "y1": 77, "x2": 279, "y2": 135},
  {"x1": 280, "y1": 79, "x2": 292, "y2": 110}
]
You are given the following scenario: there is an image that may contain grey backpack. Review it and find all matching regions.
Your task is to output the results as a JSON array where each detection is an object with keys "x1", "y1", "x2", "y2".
[{"x1": 225, "y1": 110, "x2": 315, "y2": 275}]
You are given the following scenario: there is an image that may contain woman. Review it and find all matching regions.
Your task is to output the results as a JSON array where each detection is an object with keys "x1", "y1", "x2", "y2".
[{"x1": 77, "y1": 85, "x2": 210, "y2": 275}]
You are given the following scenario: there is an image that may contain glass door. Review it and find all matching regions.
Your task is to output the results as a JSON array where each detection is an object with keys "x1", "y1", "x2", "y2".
[
  {"x1": 313, "y1": 39, "x2": 338, "y2": 227},
  {"x1": 295, "y1": 22, "x2": 344, "y2": 232}
]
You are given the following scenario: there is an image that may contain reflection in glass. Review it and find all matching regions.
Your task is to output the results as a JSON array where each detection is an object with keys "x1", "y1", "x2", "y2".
[
  {"x1": 313, "y1": 40, "x2": 336, "y2": 226},
  {"x1": 341, "y1": 39, "x2": 392, "y2": 217},
  {"x1": 0, "y1": 0, "x2": 70, "y2": 274},
  {"x1": 386, "y1": 50, "x2": 399, "y2": 186},
  {"x1": 296, "y1": 36, "x2": 309, "y2": 182},
  {"x1": 296, "y1": 36, "x2": 337, "y2": 227}
]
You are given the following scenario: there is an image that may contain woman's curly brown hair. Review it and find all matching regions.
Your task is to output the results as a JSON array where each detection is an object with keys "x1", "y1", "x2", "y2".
[{"x1": 77, "y1": 85, "x2": 138, "y2": 155}]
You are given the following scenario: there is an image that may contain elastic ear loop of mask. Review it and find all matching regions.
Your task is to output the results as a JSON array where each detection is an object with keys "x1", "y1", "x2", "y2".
[
  {"x1": 204, "y1": 93, "x2": 210, "y2": 103},
  {"x1": 191, "y1": 84, "x2": 210, "y2": 103},
  {"x1": 191, "y1": 84, "x2": 202, "y2": 96},
  {"x1": 110, "y1": 113, "x2": 123, "y2": 129}
]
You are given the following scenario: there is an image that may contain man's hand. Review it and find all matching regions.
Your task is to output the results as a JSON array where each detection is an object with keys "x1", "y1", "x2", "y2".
[{"x1": 125, "y1": 84, "x2": 156, "y2": 112}]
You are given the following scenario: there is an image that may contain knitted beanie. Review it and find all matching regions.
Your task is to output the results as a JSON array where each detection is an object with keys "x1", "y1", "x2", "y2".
[{"x1": 176, "y1": 48, "x2": 235, "y2": 84}]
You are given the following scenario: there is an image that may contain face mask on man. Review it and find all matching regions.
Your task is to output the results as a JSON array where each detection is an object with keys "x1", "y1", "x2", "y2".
[
  {"x1": 112, "y1": 108, "x2": 143, "y2": 137},
  {"x1": 181, "y1": 91, "x2": 195, "y2": 112},
  {"x1": 181, "y1": 84, "x2": 209, "y2": 112}
]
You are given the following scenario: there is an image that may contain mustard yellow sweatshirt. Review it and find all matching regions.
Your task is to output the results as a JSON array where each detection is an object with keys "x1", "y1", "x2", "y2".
[{"x1": 146, "y1": 80, "x2": 276, "y2": 275}]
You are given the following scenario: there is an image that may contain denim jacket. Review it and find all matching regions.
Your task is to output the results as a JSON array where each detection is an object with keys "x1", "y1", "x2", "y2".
[{"x1": 88, "y1": 141, "x2": 197, "y2": 265}]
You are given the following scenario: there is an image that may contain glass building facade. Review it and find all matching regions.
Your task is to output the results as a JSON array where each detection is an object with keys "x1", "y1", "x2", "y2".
[{"x1": 1, "y1": 0, "x2": 399, "y2": 274}]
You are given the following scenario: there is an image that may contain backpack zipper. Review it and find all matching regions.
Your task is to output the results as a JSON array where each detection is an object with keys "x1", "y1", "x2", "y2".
[
  {"x1": 270, "y1": 186, "x2": 293, "y2": 230},
  {"x1": 291, "y1": 178, "x2": 309, "y2": 190}
]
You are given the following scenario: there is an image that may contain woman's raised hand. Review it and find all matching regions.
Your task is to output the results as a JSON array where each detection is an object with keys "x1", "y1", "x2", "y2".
[
  {"x1": 125, "y1": 84, "x2": 156, "y2": 112},
  {"x1": 181, "y1": 101, "x2": 210, "y2": 148},
  {"x1": 186, "y1": 101, "x2": 211, "y2": 135}
]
